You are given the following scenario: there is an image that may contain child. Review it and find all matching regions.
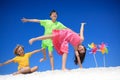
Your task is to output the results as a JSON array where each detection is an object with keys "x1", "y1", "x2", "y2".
[
  {"x1": 29, "y1": 23, "x2": 86, "y2": 71},
  {"x1": 21, "y1": 10, "x2": 67, "y2": 70},
  {"x1": 0, "y1": 45, "x2": 43, "y2": 75}
]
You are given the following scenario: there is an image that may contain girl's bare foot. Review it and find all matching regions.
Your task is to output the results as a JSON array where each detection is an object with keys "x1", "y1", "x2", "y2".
[
  {"x1": 12, "y1": 72, "x2": 21, "y2": 75},
  {"x1": 62, "y1": 68, "x2": 70, "y2": 71}
]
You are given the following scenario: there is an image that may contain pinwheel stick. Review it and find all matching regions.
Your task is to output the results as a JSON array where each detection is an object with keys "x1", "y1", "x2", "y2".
[
  {"x1": 103, "y1": 54, "x2": 106, "y2": 67},
  {"x1": 93, "y1": 54, "x2": 98, "y2": 67}
]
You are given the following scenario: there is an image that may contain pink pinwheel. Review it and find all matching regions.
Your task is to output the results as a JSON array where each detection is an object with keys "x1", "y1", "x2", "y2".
[
  {"x1": 88, "y1": 43, "x2": 98, "y2": 54},
  {"x1": 88, "y1": 42, "x2": 98, "y2": 67},
  {"x1": 98, "y1": 42, "x2": 108, "y2": 67},
  {"x1": 99, "y1": 43, "x2": 108, "y2": 54}
]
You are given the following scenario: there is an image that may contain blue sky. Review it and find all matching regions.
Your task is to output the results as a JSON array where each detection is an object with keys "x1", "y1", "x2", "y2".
[{"x1": 0, "y1": 0, "x2": 120, "y2": 75}]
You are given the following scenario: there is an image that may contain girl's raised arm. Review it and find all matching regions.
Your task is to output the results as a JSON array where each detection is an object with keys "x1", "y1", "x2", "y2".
[{"x1": 80, "y1": 23, "x2": 86, "y2": 41}]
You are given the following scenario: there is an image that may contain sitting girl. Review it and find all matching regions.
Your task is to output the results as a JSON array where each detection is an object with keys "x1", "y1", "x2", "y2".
[{"x1": 0, "y1": 45, "x2": 43, "y2": 75}]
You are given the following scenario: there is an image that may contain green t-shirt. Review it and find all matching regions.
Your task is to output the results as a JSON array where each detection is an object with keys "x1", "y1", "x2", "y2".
[{"x1": 40, "y1": 20, "x2": 66, "y2": 47}]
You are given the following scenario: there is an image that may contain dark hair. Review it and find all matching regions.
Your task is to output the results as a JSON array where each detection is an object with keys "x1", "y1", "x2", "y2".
[
  {"x1": 50, "y1": 10, "x2": 57, "y2": 16},
  {"x1": 14, "y1": 44, "x2": 24, "y2": 56},
  {"x1": 74, "y1": 46, "x2": 86, "y2": 65}
]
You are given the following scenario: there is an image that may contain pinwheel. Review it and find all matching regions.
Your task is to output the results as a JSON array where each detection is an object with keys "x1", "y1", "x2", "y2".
[
  {"x1": 98, "y1": 43, "x2": 108, "y2": 67},
  {"x1": 88, "y1": 42, "x2": 98, "y2": 67}
]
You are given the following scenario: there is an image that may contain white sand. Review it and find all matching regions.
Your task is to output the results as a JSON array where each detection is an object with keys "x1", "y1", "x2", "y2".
[{"x1": 0, "y1": 66, "x2": 120, "y2": 80}]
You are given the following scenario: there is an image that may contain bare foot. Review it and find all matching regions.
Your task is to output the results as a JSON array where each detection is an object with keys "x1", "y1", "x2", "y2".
[
  {"x1": 12, "y1": 72, "x2": 21, "y2": 75},
  {"x1": 51, "y1": 68, "x2": 54, "y2": 71},
  {"x1": 62, "y1": 68, "x2": 70, "y2": 71},
  {"x1": 29, "y1": 38, "x2": 35, "y2": 45},
  {"x1": 40, "y1": 58, "x2": 46, "y2": 62}
]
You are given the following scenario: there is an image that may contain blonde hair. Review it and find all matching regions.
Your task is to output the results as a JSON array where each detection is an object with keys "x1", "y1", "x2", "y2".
[{"x1": 14, "y1": 44, "x2": 24, "y2": 56}]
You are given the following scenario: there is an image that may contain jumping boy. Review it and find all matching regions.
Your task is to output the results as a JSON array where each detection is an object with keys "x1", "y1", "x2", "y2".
[{"x1": 21, "y1": 10, "x2": 67, "y2": 70}]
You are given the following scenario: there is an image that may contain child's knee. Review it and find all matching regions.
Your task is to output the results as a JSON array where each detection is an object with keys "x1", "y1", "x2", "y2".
[
  {"x1": 49, "y1": 53, "x2": 53, "y2": 58},
  {"x1": 34, "y1": 66, "x2": 38, "y2": 70},
  {"x1": 20, "y1": 67, "x2": 31, "y2": 74},
  {"x1": 30, "y1": 66, "x2": 38, "y2": 73},
  {"x1": 26, "y1": 67, "x2": 31, "y2": 71}
]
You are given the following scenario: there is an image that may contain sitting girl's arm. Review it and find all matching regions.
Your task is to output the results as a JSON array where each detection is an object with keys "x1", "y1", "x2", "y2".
[
  {"x1": 30, "y1": 48, "x2": 46, "y2": 62},
  {"x1": 30, "y1": 48, "x2": 44, "y2": 55},
  {"x1": 0, "y1": 59, "x2": 14, "y2": 66}
]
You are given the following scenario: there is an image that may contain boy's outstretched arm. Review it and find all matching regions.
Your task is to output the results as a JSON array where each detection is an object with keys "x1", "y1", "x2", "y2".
[
  {"x1": 21, "y1": 17, "x2": 40, "y2": 23},
  {"x1": 80, "y1": 23, "x2": 86, "y2": 41},
  {"x1": 0, "y1": 59, "x2": 14, "y2": 66}
]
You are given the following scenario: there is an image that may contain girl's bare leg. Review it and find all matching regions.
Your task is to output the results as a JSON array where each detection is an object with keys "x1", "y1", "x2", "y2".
[
  {"x1": 62, "y1": 53, "x2": 68, "y2": 71},
  {"x1": 13, "y1": 67, "x2": 31, "y2": 75},
  {"x1": 29, "y1": 35, "x2": 53, "y2": 45},
  {"x1": 36, "y1": 35, "x2": 53, "y2": 40},
  {"x1": 13, "y1": 66, "x2": 38, "y2": 75},
  {"x1": 30, "y1": 66, "x2": 38, "y2": 73}
]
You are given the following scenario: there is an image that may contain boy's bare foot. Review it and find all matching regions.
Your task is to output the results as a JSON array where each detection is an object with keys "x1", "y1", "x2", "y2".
[{"x1": 40, "y1": 58, "x2": 46, "y2": 62}]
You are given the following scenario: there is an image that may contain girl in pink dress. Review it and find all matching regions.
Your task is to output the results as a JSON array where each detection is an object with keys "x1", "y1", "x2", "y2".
[{"x1": 29, "y1": 23, "x2": 86, "y2": 71}]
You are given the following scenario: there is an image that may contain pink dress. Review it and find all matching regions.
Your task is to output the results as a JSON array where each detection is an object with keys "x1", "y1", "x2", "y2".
[{"x1": 52, "y1": 29, "x2": 82, "y2": 55}]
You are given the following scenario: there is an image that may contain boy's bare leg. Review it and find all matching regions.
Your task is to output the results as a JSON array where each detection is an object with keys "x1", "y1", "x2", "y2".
[
  {"x1": 40, "y1": 48, "x2": 47, "y2": 62},
  {"x1": 49, "y1": 51, "x2": 54, "y2": 70}
]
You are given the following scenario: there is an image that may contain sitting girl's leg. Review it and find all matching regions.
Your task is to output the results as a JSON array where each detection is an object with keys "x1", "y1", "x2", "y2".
[
  {"x1": 13, "y1": 67, "x2": 31, "y2": 75},
  {"x1": 30, "y1": 66, "x2": 38, "y2": 73}
]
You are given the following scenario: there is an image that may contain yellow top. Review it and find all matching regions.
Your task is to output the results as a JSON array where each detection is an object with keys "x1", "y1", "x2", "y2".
[{"x1": 13, "y1": 52, "x2": 32, "y2": 70}]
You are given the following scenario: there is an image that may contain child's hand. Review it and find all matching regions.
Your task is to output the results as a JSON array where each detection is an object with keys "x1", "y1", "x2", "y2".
[
  {"x1": 29, "y1": 38, "x2": 34, "y2": 45},
  {"x1": 81, "y1": 23, "x2": 86, "y2": 26},
  {"x1": 21, "y1": 17, "x2": 28, "y2": 23},
  {"x1": 0, "y1": 63, "x2": 3, "y2": 66}
]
